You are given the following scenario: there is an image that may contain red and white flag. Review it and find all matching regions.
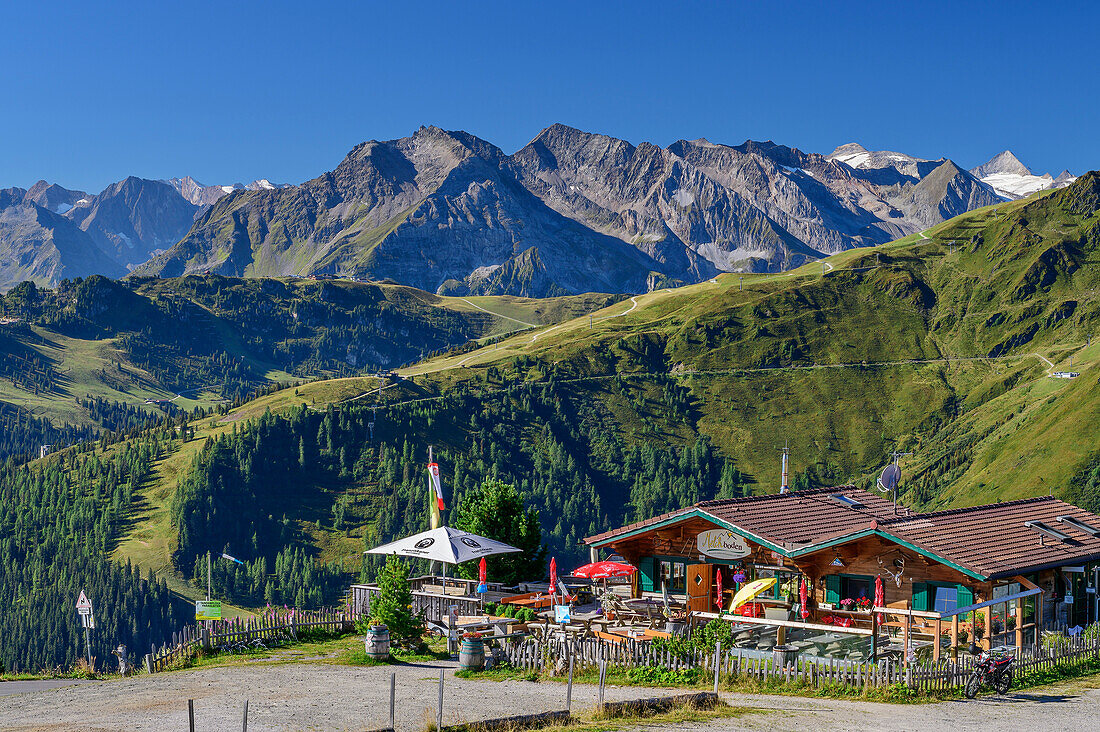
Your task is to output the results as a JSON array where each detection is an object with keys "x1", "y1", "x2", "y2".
[{"x1": 428, "y1": 461, "x2": 446, "y2": 512}]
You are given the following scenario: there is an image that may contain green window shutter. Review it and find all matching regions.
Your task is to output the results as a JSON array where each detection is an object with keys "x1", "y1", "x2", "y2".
[
  {"x1": 825, "y1": 575, "x2": 841, "y2": 604},
  {"x1": 638, "y1": 557, "x2": 655, "y2": 592},
  {"x1": 956, "y1": 584, "x2": 974, "y2": 610},
  {"x1": 912, "y1": 582, "x2": 929, "y2": 612}
]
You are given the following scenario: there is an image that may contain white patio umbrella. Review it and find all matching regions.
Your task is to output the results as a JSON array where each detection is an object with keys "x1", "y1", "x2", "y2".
[{"x1": 365, "y1": 526, "x2": 521, "y2": 588}]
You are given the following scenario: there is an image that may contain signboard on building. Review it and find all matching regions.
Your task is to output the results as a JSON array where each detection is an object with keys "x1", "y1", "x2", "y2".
[
  {"x1": 195, "y1": 600, "x2": 222, "y2": 621},
  {"x1": 696, "y1": 529, "x2": 751, "y2": 560}
]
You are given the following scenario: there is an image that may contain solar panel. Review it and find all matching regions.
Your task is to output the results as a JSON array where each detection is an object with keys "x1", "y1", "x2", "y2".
[
  {"x1": 1057, "y1": 516, "x2": 1100, "y2": 537},
  {"x1": 1025, "y1": 520, "x2": 1071, "y2": 542},
  {"x1": 831, "y1": 494, "x2": 865, "y2": 509}
]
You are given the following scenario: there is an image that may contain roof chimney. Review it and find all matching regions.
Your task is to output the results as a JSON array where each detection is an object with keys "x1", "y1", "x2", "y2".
[{"x1": 780, "y1": 443, "x2": 790, "y2": 494}]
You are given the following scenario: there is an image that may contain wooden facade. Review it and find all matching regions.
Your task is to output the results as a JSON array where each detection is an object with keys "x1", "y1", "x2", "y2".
[{"x1": 587, "y1": 490, "x2": 1100, "y2": 651}]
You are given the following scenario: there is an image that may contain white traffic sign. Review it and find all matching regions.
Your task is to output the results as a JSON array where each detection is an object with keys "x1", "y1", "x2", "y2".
[{"x1": 76, "y1": 590, "x2": 93, "y2": 615}]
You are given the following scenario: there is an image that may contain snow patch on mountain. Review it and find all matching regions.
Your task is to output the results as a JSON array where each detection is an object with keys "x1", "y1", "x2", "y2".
[
  {"x1": 672, "y1": 189, "x2": 695, "y2": 206},
  {"x1": 970, "y1": 151, "x2": 1075, "y2": 200}
]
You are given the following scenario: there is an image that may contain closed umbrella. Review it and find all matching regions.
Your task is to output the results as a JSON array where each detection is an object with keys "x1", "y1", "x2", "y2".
[
  {"x1": 477, "y1": 557, "x2": 488, "y2": 595},
  {"x1": 799, "y1": 577, "x2": 810, "y2": 620},
  {"x1": 549, "y1": 557, "x2": 558, "y2": 603},
  {"x1": 729, "y1": 577, "x2": 777, "y2": 612},
  {"x1": 715, "y1": 568, "x2": 723, "y2": 612},
  {"x1": 874, "y1": 575, "x2": 885, "y2": 624}
]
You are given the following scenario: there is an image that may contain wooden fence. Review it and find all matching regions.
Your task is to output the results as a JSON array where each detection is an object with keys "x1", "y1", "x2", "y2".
[
  {"x1": 146, "y1": 608, "x2": 351, "y2": 673},
  {"x1": 350, "y1": 584, "x2": 483, "y2": 624},
  {"x1": 500, "y1": 630, "x2": 1100, "y2": 693}
]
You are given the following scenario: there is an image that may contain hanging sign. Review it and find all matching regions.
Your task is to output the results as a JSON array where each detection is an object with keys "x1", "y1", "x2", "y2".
[
  {"x1": 195, "y1": 600, "x2": 222, "y2": 621},
  {"x1": 696, "y1": 529, "x2": 751, "y2": 560}
]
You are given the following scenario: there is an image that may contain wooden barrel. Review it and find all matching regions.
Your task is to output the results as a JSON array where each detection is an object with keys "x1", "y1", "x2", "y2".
[
  {"x1": 459, "y1": 638, "x2": 485, "y2": 670},
  {"x1": 365, "y1": 625, "x2": 390, "y2": 660}
]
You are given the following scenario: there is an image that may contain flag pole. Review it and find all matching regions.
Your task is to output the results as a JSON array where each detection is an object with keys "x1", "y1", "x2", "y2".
[{"x1": 428, "y1": 446, "x2": 438, "y2": 578}]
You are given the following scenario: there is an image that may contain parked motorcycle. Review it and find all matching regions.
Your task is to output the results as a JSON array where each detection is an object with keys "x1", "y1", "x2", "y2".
[{"x1": 964, "y1": 643, "x2": 1015, "y2": 698}]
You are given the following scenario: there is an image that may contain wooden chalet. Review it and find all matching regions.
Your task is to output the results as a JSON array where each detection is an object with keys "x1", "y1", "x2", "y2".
[{"x1": 586, "y1": 487, "x2": 1100, "y2": 654}]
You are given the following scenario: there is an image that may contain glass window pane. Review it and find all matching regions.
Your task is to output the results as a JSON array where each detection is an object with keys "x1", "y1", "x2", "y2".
[
  {"x1": 672, "y1": 563, "x2": 686, "y2": 592},
  {"x1": 933, "y1": 586, "x2": 958, "y2": 614},
  {"x1": 660, "y1": 561, "x2": 671, "y2": 590}
]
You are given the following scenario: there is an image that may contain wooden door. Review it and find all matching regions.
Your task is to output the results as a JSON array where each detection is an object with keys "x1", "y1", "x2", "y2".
[{"x1": 686, "y1": 564, "x2": 713, "y2": 613}]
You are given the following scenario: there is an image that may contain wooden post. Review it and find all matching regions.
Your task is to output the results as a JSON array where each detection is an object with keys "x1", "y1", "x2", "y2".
[
  {"x1": 389, "y1": 671, "x2": 396, "y2": 730},
  {"x1": 1036, "y1": 593, "x2": 1044, "y2": 647},
  {"x1": 902, "y1": 608, "x2": 911, "y2": 668},
  {"x1": 598, "y1": 659, "x2": 607, "y2": 708},
  {"x1": 242, "y1": 699, "x2": 249, "y2": 732},
  {"x1": 144, "y1": 653, "x2": 153, "y2": 675},
  {"x1": 437, "y1": 669, "x2": 444, "y2": 732},
  {"x1": 950, "y1": 614, "x2": 959, "y2": 659},
  {"x1": 1015, "y1": 602, "x2": 1024, "y2": 650},
  {"x1": 566, "y1": 649, "x2": 574, "y2": 713},
  {"x1": 871, "y1": 608, "x2": 879, "y2": 661},
  {"x1": 984, "y1": 605, "x2": 993, "y2": 651},
  {"x1": 713, "y1": 641, "x2": 721, "y2": 692},
  {"x1": 188, "y1": 699, "x2": 195, "y2": 732},
  {"x1": 933, "y1": 618, "x2": 942, "y2": 662}
]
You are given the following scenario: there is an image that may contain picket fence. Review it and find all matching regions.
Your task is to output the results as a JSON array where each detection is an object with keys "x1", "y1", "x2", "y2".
[
  {"x1": 501, "y1": 632, "x2": 1100, "y2": 692},
  {"x1": 146, "y1": 608, "x2": 351, "y2": 673}
]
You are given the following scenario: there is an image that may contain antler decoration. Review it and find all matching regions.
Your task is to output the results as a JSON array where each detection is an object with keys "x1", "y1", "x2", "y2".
[{"x1": 878, "y1": 555, "x2": 905, "y2": 588}]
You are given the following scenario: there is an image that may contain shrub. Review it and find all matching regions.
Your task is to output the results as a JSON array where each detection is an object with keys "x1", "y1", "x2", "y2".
[{"x1": 362, "y1": 554, "x2": 425, "y2": 648}]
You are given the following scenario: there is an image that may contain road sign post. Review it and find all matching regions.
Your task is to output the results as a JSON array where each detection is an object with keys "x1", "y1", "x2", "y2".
[{"x1": 76, "y1": 590, "x2": 94, "y2": 669}]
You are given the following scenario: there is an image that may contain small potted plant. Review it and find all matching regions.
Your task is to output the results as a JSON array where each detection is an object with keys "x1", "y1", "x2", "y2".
[{"x1": 854, "y1": 597, "x2": 872, "y2": 613}]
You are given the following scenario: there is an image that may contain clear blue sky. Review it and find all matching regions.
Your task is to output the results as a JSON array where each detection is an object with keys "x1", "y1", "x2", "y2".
[{"x1": 2, "y1": 1, "x2": 1096, "y2": 192}]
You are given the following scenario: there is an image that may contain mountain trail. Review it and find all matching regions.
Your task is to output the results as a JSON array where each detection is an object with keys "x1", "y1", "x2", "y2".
[{"x1": 458, "y1": 298, "x2": 538, "y2": 328}]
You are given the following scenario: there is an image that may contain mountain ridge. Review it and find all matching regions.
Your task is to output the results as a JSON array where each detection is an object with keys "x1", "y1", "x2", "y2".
[
  {"x1": 2, "y1": 127, "x2": 1081, "y2": 294},
  {"x1": 137, "y1": 124, "x2": 1004, "y2": 296}
]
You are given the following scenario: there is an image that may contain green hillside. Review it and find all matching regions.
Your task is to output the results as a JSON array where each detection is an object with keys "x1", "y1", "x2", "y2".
[
  {"x1": 5, "y1": 174, "x2": 1100, "y2": 670},
  {"x1": 0, "y1": 275, "x2": 617, "y2": 459},
  {"x1": 102, "y1": 172, "x2": 1100, "y2": 602}
]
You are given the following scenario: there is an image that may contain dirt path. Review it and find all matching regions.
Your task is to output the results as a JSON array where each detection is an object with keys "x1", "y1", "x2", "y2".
[
  {"x1": 0, "y1": 660, "x2": 693, "y2": 732},
  {"x1": 1, "y1": 662, "x2": 1097, "y2": 732}
]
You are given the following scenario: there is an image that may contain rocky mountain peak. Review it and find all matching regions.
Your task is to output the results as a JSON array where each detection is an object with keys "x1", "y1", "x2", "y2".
[
  {"x1": 971, "y1": 150, "x2": 1033, "y2": 178},
  {"x1": 23, "y1": 181, "x2": 88, "y2": 214},
  {"x1": 1053, "y1": 170, "x2": 1077, "y2": 187}
]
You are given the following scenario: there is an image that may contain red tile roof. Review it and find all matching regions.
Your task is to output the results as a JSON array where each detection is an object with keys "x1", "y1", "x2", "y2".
[
  {"x1": 880, "y1": 496, "x2": 1100, "y2": 579},
  {"x1": 586, "y1": 489, "x2": 1100, "y2": 579},
  {"x1": 585, "y1": 487, "x2": 896, "y2": 549}
]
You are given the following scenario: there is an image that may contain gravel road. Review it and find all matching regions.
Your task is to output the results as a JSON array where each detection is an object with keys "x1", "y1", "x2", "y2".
[
  {"x1": 0, "y1": 660, "x2": 1097, "y2": 731},
  {"x1": 0, "y1": 680, "x2": 89, "y2": 697}
]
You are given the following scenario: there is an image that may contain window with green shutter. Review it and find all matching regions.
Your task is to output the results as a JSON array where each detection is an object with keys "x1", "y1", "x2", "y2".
[
  {"x1": 638, "y1": 557, "x2": 655, "y2": 592},
  {"x1": 825, "y1": 574, "x2": 841, "y2": 604}
]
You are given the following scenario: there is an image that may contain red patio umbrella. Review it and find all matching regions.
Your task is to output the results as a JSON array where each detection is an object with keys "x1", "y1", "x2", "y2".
[
  {"x1": 874, "y1": 575, "x2": 885, "y2": 624},
  {"x1": 715, "y1": 568, "x2": 723, "y2": 612},
  {"x1": 571, "y1": 561, "x2": 637, "y2": 579},
  {"x1": 799, "y1": 577, "x2": 810, "y2": 620}
]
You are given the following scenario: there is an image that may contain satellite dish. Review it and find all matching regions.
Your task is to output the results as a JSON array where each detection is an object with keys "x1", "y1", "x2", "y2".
[{"x1": 877, "y1": 463, "x2": 901, "y2": 493}]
